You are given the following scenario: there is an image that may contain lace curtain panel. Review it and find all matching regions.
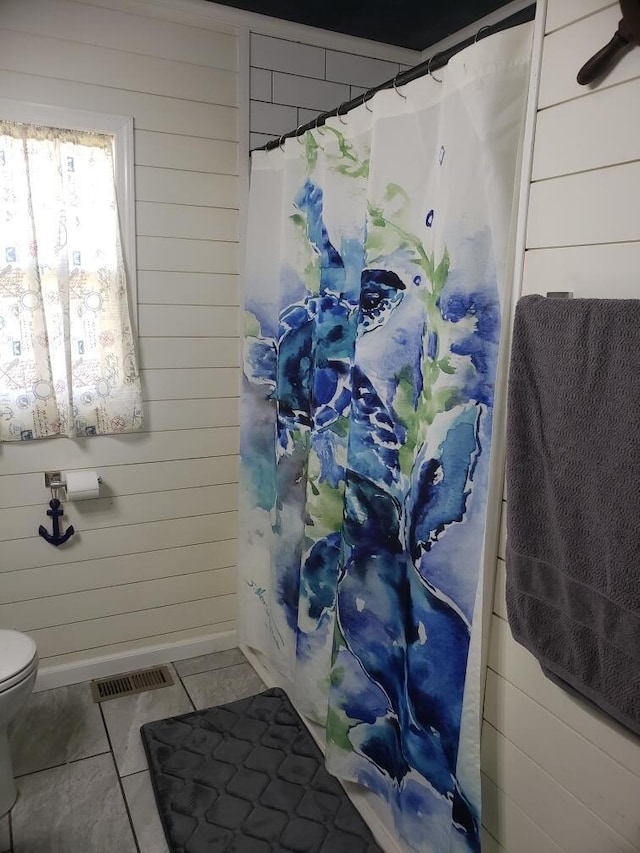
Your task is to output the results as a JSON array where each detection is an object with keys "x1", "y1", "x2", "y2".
[{"x1": 0, "y1": 121, "x2": 143, "y2": 440}]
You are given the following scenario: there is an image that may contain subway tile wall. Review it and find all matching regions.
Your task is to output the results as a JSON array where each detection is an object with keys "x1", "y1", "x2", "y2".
[{"x1": 249, "y1": 32, "x2": 411, "y2": 149}]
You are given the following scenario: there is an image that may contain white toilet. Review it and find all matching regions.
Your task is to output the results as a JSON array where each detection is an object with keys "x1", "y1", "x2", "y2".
[{"x1": 0, "y1": 630, "x2": 38, "y2": 816}]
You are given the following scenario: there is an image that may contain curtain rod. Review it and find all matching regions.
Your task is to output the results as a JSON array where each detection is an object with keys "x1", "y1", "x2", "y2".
[{"x1": 254, "y1": 4, "x2": 535, "y2": 153}]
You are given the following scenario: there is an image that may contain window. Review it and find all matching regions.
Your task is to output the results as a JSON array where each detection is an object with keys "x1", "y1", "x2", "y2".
[{"x1": 0, "y1": 102, "x2": 142, "y2": 440}]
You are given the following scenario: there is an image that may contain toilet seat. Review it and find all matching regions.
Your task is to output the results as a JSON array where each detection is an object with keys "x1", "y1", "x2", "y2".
[
  {"x1": 0, "y1": 631, "x2": 38, "y2": 694},
  {"x1": 0, "y1": 656, "x2": 38, "y2": 694}
]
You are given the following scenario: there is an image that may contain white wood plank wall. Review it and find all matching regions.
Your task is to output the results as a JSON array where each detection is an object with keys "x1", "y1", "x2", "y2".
[
  {"x1": 482, "y1": 2, "x2": 640, "y2": 850},
  {"x1": 0, "y1": 0, "x2": 241, "y2": 674}
]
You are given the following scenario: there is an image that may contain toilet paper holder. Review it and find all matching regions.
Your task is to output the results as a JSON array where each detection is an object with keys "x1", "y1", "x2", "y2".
[
  {"x1": 44, "y1": 470, "x2": 103, "y2": 497},
  {"x1": 44, "y1": 470, "x2": 66, "y2": 497}
]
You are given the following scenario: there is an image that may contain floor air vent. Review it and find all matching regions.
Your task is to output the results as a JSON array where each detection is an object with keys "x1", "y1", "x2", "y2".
[{"x1": 90, "y1": 665, "x2": 174, "y2": 703}]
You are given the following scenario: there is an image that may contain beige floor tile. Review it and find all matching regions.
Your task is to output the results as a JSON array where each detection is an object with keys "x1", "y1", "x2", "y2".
[
  {"x1": 121, "y1": 770, "x2": 170, "y2": 853},
  {"x1": 182, "y1": 662, "x2": 265, "y2": 710},
  {"x1": 102, "y1": 664, "x2": 193, "y2": 777},
  {"x1": 12, "y1": 754, "x2": 136, "y2": 853},
  {"x1": 10, "y1": 682, "x2": 109, "y2": 777},
  {"x1": 0, "y1": 813, "x2": 10, "y2": 853},
  {"x1": 174, "y1": 647, "x2": 246, "y2": 677}
]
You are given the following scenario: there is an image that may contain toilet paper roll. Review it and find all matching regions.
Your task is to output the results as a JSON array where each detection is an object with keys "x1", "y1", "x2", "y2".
[{"x1": 64, "y1": 470, "x2": 100, "y2": 501}]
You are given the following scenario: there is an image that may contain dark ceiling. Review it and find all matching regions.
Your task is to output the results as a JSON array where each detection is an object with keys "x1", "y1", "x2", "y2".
[{"x1": 209, "y1": 0, "x2": 517, "y2": 52}]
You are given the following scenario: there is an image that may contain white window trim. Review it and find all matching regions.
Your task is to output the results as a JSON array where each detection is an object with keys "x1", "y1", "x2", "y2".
[{"x1": 0, "y1": 98, "x2": 138, "y2": 333}]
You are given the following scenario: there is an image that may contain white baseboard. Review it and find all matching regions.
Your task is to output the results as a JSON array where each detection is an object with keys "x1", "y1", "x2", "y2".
[
  {"x1": 240, "y1": 643, "x2": 406, "y2": 853},
  {"x1": 34, "y1": 629, "x2": 238, "y2": 692}
]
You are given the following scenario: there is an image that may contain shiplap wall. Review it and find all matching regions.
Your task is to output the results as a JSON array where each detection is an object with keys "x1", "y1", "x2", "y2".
[
  {"x1": 249, "y1": 33, "x2": 414, "y2": 149},
  {"x1": 0, "y1": 0, "x2": 416, "y2": 684},
  {"x1": 0, "y1": 0, "x2": 241, "y2": 674},
  {"x1": 481, "y1": 2, "x2": 640, "y2": 851}
]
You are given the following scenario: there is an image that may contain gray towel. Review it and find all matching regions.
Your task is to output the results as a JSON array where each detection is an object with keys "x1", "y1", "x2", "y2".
[{"x1": 506, "y1": 294, "x2": 640, "y2": 736}]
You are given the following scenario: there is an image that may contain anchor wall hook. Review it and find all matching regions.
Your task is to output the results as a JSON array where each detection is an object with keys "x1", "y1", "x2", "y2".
[{"x1": 39, "y1": 497, "x2": 75, "y2": 547}]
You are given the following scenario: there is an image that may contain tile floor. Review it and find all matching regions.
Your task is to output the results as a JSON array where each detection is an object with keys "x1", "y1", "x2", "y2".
[{"x1": 1, "y1": 648, "x2": 264, "y2": 853}]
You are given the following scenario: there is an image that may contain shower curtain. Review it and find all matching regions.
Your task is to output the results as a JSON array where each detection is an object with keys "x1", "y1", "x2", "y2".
[{"x1": 239, "y1": 23, "x2": 532, "y2": 853}]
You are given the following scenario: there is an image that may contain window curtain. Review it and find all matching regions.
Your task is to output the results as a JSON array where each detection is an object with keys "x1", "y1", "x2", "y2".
[
  {"x1": 0, "y1": 122, "x2": 142, "y2": 440},
  {"x1": 240, "y1": 22, "x2": 533, "y2": 852}
]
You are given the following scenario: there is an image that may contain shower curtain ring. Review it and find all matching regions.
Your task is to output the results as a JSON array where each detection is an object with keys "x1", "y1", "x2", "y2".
[
  {"x1": 475, "y1": 25, "x2": 492, "y2": 44},
  {"x1": 362, "y1": 93, "x2": 373, "y2": 113},
  {"x1": 315, "y1": 116, "x2": 326, "y2": 135},
  {"x1": 336, "y1": 102, "x2": 348, "y2": 125},
  {"x1": 428, "y1": 55, "x2": 443, "y2": 84},
  {"x1": 393, "y1": 73, "x2": 407, "y2": 99},
  {"x1": 278, "y1": 134, "x2": 286, "y2": 151},
  {"x1": 295, "y1": 123, "x2": 306, "y2": 145}
]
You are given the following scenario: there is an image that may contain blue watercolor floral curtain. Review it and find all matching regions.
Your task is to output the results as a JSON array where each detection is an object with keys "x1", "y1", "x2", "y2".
[{"x1": 240, "y1": 23, "x2": 532, "y2": 853}]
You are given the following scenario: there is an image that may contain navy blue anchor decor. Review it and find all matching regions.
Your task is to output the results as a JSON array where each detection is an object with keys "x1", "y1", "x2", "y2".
[{"x1": 39, "y1": 489, "x2": 75, "y2": 547}]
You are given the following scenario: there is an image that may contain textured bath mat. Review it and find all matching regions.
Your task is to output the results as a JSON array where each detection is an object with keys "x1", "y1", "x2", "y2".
[{"x1": 141, "y1": 687, "x2": 383, "y2": 853}]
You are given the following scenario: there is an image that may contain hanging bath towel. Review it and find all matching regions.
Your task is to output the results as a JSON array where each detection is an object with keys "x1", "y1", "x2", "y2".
[{"x1": 506, "y1": 294, "x2": 640, "y2": 735}]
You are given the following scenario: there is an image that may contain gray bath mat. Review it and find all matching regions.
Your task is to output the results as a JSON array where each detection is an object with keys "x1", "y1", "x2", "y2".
[{"x1": 141, "y1": 687, "x2": 383, "y2": 853}]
